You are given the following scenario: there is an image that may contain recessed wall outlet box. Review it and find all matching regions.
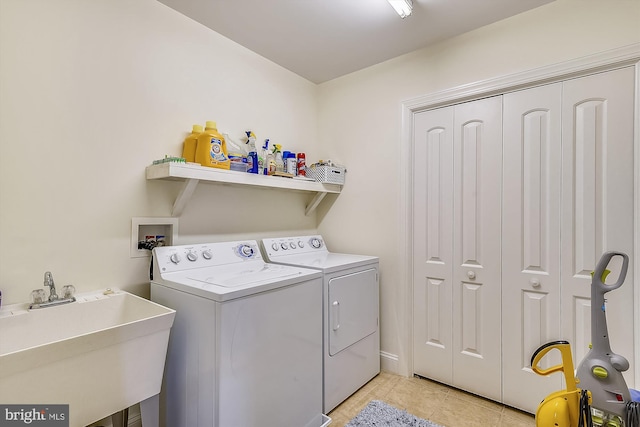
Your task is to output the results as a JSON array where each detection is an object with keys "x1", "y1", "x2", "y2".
[{"x1": 131, "y1": 217, "x2": 178, "y2": 258}]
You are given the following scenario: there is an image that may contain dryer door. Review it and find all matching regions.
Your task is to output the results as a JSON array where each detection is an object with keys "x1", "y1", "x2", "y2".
[{"x1": 328, "y1": 268, "x2": 378, "y2": 356}]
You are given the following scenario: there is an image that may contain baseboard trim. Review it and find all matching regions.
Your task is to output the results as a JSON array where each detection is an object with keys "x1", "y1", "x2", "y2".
[{"x1": 380, "y1": 351, "x2": 400, "y2": 374}]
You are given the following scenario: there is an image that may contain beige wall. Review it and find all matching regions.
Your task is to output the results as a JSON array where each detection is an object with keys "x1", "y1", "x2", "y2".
[
  {"x1": 1, "y1": 0, "x2": 639, "y2": 380},
  {"x1": 0, "y1": 0, "x2": 319, "y2": 304},
  {"x1": 316, "y1": 0, "x2": 640, "y2": 374}
]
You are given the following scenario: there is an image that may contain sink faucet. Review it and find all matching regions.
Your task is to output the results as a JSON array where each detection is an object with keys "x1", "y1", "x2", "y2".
[
  {"x1": 29, "y1": 271, "x2": 76, "y2": 309},
  {"x1": 44, "y1": 271, "x2": 58, "y2": 302}
]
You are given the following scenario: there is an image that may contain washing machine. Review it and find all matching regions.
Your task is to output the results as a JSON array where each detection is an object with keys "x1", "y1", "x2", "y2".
[
  {"x1": 150, "y1": 240, "x2": 329, "y2": 427},
  {"x1": 260, "y1": 235, "x2": 380, "y2": 413}
]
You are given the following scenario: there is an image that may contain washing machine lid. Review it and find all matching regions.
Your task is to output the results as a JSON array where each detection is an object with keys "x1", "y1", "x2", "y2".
[
  {"x1": 154, "y1": 262, "x2": 321, "y2": 302},
  {"x1": 186, "y1": 262, "x2": 304, "y2": 288},
  {"x1": 265, "y1": 252, "x2": 378, "y2": 273}
]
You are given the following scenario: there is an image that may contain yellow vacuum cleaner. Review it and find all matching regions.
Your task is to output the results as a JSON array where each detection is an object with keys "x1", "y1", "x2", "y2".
[{"x1": 532, "y1": 340, "x2": 592, "y2": 427}]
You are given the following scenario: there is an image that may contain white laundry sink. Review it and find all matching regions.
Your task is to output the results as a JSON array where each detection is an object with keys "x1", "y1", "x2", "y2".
[{"x1": 0, "y1": 289, "x2": 175, "y2": 427}]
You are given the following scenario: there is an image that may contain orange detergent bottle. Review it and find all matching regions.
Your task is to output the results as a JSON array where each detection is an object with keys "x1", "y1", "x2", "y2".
[
  {"x1": 181, "y1": 124, "x2": 203, "y2": 163},
  {"x1": 195, "y1": 121, "x2": 230, "y2": 169}
]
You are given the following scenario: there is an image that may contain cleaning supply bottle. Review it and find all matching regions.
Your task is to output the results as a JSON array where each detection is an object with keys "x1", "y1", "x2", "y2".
[
  {"x1": 274, "y1": 144, "x2": 284, "y2": 173},
  {"x1": 224, "y1": 132, "x2": 248, "y2": 170},
  {"x1": 195, "y1": 121, "x2": 230, "y2": 170},
  {"x1": 267, "y1": 151, "x2": 276, "y2": 175},
  {"x1": 261, "y1": 139, "x2": 270, "y2": 175},
  {"x1": 285, "y1": 152, "x2": 297, "y2": 175},
  {"x1": 181, "y1": 124, "x2": 203, "y2": 163},
  {"x1": 245, "y1": 131, "x2": 258, "y2": 174},
  {"x1": 297, "y1": 152, "x2": 306, "y2": 176}
]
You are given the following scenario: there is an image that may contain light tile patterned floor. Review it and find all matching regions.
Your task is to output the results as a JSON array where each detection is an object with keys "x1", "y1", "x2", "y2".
[{"x1": 328, "y1": 372, "x2": 536, "y2": 427}]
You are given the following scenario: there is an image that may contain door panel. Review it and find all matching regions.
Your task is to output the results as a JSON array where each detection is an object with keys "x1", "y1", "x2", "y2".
[
  {"x1": 452, "y1": 96, "x2": 502, "y2": 401},
  {"x1": 413, "y1": 106, "x2": 454, "y2": 384},
  {"x1": 561, "y1": 67, "x2": 635, "y2": 377},
  {"x1": 328, "y1": 269, "x2": 378, "y2": 356},
  {"x1": 502, "y1": 83, "x2": 562, "y2": 412}
]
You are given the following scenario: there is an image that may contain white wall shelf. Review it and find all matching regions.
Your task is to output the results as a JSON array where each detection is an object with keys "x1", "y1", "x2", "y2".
[{"x1": 146, "y1": 162, "x2": 342, "y2": 216}]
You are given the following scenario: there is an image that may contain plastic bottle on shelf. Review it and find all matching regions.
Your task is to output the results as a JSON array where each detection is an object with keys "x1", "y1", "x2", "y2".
[
  {"x1": 274, "y1": 144, "x2": 284, "y2": 173},
  {"x1": 224, "y1": 133, "x2": 247, "y2": 171},
  {"x1": 285, "y1": 152, "x2": 297, "y2": 175},
  {"x1": 195, "y1": 121, "x2": 230, "y2": 169},
  {"x1": 297, "y1": 152, "x2": 306, "y2": 176},
  {"x1": 181, "y1": 124, "x2": 203, "y2": 163},
  {"x1": 261, "y1": 139, "x2": 270, "y2": 175},
  {"x1": 258, "y1": 138, "x2": 269, "y2": 175},
  {"x1": 245, "y1": 131, "x2": 258, "y2": 174}
]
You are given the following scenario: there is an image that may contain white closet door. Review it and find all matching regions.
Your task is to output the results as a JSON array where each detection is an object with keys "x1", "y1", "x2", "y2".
[
  {"x1": 561, "y1": 67, "x2": 635, "y2": 378},
  {"x1": 502, "y1": 83, "x2": 562, "y2": 412},
  {"x1": 413, "y1": 106, "x2": 455, "y2": 384},
  {"x1": 451, "y1": 96, "x2": 503, "y2": 401}
]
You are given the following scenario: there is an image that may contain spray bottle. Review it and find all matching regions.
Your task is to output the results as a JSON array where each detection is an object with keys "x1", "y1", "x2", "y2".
[
  {"x1": 261, "y1": 139, "x2": 270, "y2": 175},
  {"x1": 273, "y1": 144, "x2": 284, "y2": 173},
  {"x1": 245, "y1": 131, "x2": 258, "y2": 174}
]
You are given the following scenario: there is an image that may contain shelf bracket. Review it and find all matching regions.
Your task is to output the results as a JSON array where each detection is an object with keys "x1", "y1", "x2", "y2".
[
  {"x1": 172, "y1": 178, "x2": 199, "y2": 216},
  {"x1": 305, "y1": 192, "x2": 328, "y2": 216}
]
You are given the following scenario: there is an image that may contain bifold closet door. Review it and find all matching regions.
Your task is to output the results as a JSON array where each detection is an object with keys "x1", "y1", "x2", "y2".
[
  {"x1": 502, "y1": 83, "x2": 562, "y2": 413},
  {"x1": 560, "y1": 67, "x2": 636, "y2": 378},
  {"x1": 451, "y1": 96, "x2": 502, "y2": 401},
  {"x1": 413, "y1": 106, "x2": 455, "y2": 385},
  {"x1": 413, "y1": 96, "x2": 502, "y2": 401}
]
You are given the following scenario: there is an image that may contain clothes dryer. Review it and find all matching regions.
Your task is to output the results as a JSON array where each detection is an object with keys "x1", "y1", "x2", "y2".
[
  {"x1": 261, "y1": 235, "x2": 380, "y2": 413},
  {"x1": 150, "y1": 240, "x2": 328, "y2": 427}
]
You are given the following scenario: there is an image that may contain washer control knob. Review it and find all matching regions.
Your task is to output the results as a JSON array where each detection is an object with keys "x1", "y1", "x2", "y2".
[
  {"x1": 310, "y1": 238, "x2": 322, "y2": 249},
  {"x1": 202, "y1": 250, "x2": 212, "y2": 260},
  {"x1": 170, "y1": 253, "x2": 181, "y2": 264},
  {"x1": 271, "y1": 243, "x2": 279, "y2": 251},
  {"x1": 238, "y1": 244, "x2": 254, "y2": 258},
  {"x1": 186, "y1": 251, "x2": 198, "y2": 262},
  {"x1": 281, "y1": 243, "x2": 288, "y2": 250},
  {"x1": 289, "y1": 242, "x2": 297, "y2": 249},
  {"x1": 298, "y1": 241, "x2": 305, "y2": 248}
]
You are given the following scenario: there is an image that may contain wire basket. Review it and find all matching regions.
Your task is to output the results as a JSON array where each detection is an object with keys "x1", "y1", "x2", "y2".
[{"x1": 306, "y1": 164, "x2": 346, "y2": 185}]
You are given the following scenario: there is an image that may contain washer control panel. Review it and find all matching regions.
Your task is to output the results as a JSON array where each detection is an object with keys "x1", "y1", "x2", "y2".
[
  {"x1": 153, "y1": 241, "x2": 262, "y2": 273},
  {"x1": 262, "y1": 235, "x2": 328, "y2": 259}
]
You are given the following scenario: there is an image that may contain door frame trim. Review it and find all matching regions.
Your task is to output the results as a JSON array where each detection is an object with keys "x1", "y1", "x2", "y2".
[{"x1": 399, "y1": 43, "x2": 640, "y2": 385}]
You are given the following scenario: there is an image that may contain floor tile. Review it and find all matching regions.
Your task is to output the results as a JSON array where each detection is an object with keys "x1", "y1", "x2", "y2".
[{"x1": 329, "y1": 371, "x2": 536, "y2": 427}]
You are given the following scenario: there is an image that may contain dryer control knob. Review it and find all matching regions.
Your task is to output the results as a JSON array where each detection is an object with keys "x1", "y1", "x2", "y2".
[
  {"x1": 170, "y1": 253, "x2": 181, "y2": 264},
  {"x1": 281, "y1": 243, "x2": 288, "y2": 250},
  {"x1": 186, "y1": 251, "x2": 198, "y2": 262},
  {"x1": 202, "y1": 250, "x2": 212, "y2": 260},
  {"x1": 272, "y1": 243, "x2": 279, "y2": 251},
  {"x1": 289, "y1": 242, "x2": 297, "y2": 249}
]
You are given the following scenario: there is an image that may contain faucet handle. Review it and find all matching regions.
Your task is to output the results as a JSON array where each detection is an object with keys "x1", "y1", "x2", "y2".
[
  {"x1": 62, "y1": 285, "x2": 76, "y2": 299},
  {"x1": 31, "y1": 289, "x2": 46, "y2": 305}
]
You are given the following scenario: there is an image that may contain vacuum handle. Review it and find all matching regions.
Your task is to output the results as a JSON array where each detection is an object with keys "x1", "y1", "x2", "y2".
[
  {"x1": 531, "y1": 340, "x2": 570, "y2": 376},
  {"x1": 531, "y1": 340, "x2": 578, "y2": 392},
  {"x1": 593, "y1": 251, "x2": 628, "y2": 292}
]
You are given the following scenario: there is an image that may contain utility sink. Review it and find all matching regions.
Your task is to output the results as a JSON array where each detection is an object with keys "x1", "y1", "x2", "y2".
[{"x1": 0, "y1": 289, "x2": 175, "y2": 427}]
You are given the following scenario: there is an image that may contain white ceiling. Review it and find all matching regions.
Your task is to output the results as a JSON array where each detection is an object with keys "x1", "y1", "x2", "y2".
[{"x1": 157, "y1": 0, "x2": 555, "y2": 84}]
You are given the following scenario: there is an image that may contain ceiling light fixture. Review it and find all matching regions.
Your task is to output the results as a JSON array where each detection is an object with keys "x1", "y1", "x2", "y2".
[{"x1": 387, "y1": 0, "x2": 413, "y2": 18}]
